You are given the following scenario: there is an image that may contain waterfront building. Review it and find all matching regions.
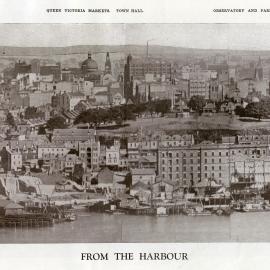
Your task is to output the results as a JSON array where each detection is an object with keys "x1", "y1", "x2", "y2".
[
  {"x1": 130, "y1": 168, "x2": 156, "y2": 185},
  {"x1": 157, "y1": 141, "x2": 270, "y2": 186},
  {"x1": 0, "y1": 199, "x2": 23, "y2": 216},
  {"x1": 152, "y1": 178, "x2": 175, "y2": 200},
  {"x1": 130, "y1": 181, "x2": 151, "y2": 204}
]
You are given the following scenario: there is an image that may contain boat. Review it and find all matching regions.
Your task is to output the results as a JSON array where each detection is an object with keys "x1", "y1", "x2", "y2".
[
  {"x1": 213, "y1": 207, "x2": 232, "y2": 216},
  {"x1": 233, "y1": 199, "x2": 270, "y2": 213},
  {"x1": 104, "y1": 209, "x2": 125, "y2": 215},
  {"x1": 156, "y1": 206, "x2": 168, "y2": 217},
  {"x1": 64, "y1": 212, "x2": 77, "y2": 222},
  {"x1": 183, "y1": 206, "x2": 212, "y2": 216}
]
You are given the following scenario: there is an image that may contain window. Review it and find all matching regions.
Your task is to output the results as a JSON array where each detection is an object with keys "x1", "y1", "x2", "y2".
[
  {"x1": 219, "y1": 158, "x2": 221, "y2": 163},
  {"x1": 204, "y1": 152, "x2": 207, "y2": 157},
  {"x1": 190, "y1": 153, "x2": 193, "y2": 157},
  {"x1": 219, "y1": 173, "x2": 222, "y2": 177},
  {"x1": 205, "y1": 166, "x2": 207, "y2": 170},
  {"x1": 198, "y1": 158, "x2": 200, "y2": 163},
  {"x1": 212, "y1": 152, "x2": 214, "y2": 156},
  {"x1": 219, "y1": 152, "x2": 221, "y2": 156},
  {"x1": 183, "y1": 173, "x2": 186, "y2": 179},
  {"x1": 205, "y1": 159, "x2": 207, "y2": 163},
  {"x1": 183, "y1": 159, "x2": 186, "y2": 164},
  {"x1": 183, "y1": 166, "x2": 186, "y2": 172},
  {"x1": 190, "y1": 159, "x2": 193, "y2": 164},
  {"x1": 190, "y1": 166, "x2": 193, "y2": 171},
  {"x1": 219, "y1": 166, "x2": 221, "y2": 170},
  {"x1": 226, "y1": 152, "x2": 228, "y2": 156},
  {"x1": 212, "y1": 159, "x2": 214, "y2": 163},
  {"x1": 205, "y1": 173, "x2": 207, "y2": 177},
  {"x1": 183, "y1": 153, "x2": 186, "y2": 157},
  {"x1": 212, "y1": 166, "x2": 214, "y2": 170}
]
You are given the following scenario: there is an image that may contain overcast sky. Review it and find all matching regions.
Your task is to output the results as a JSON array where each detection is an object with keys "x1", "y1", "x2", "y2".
[{"x1": 0, "y1": 24, "x2": 270, "y2": 50}]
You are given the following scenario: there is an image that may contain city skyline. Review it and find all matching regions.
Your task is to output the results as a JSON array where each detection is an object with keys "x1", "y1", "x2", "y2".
[{"x1": 1, "y1": 24, "x2": 270, "y2": 51}]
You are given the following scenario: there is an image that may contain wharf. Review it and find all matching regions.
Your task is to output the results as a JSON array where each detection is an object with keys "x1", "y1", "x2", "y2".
[
  {"x1": 122, "y1": 207, "x2": 155, "y2": 215},
  {"x1": 0, "y1": 214, "x2": 53, "y2": 228}
]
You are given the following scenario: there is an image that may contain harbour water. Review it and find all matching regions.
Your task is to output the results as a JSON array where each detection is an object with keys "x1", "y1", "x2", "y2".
[{"x1": 1, "y1": 211, "x2": 270, "y2": 243}]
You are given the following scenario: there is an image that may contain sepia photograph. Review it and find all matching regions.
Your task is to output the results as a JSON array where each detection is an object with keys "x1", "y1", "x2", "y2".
[{"x1": 1, "y1": 23, "x2": 270, "y2": 243}]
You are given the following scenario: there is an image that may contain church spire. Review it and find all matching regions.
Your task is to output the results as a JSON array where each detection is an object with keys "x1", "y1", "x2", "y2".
[{"x1": 104, "y1": 52, "x2": 111, "y2": 74}]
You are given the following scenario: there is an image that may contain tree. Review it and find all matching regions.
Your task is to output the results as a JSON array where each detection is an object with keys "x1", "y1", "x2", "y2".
[
  {"x1": 244, "y1": 102, "x2": 268, "y2": 120},
  {"x1": 68, "y1": 149, "x2": 79, "y2": 156},
  {"x1": 46, "y1": 116, "x2": 67, "y2": 130},
  {"x1": 124, "y1": 172, "x2": 132, "y2": 190},
  {"x1": 38, "y1": 159, "x2": 44, "y2": 168},
  {"x1": 234, "y1": 106, "x2": 246, "y2": 117},
  {"x1": 38, "y1": 126, "x2": 46, "y2": 135},
  {"x1": 6, "y1": 112, "x2": 15, "y2": 127},
  {"x1": 72, "y1": 164, "x2": 84, "y2": 185},
  {"x1": 25, "y1": 106, "x2": 43, "y2": 119},
  {"x1": 188, "y1": 96, "x2": 206, "y2": 114},
  {"x1": 154, "y1": 99, "x2": 171, "y2": 115}
]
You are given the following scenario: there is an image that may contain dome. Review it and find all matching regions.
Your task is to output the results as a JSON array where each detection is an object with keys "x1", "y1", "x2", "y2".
[{"x1": 81, "y1": 53, "x2": 98, "y2": 72}]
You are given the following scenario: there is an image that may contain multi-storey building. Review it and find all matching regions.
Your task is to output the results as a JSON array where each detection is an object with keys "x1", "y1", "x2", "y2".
[
  {"x1": 37, "y1": 143, "x2": 69, "y2": 159},
  {"x1": 188, "y1": 79, "x2": 209, "y2": 99},
  {"x1": 106, "y1": 140, "x2": 120, "y2": 167},
  {"x1": 122, "y1": 57, "x2": 172, "y2": 81},
  {"x1": 78, "y1": 140, "x2": 100, "y2": 170},
  {"x1": 158, "y1": 142, "x2": 270, "y2": 186},
  {"x1": 51, "y1": 128, "x2": 96, "y2": 148},
  {"x1": 0, "y1": 147, "x2": 22, "y2": 172}
]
